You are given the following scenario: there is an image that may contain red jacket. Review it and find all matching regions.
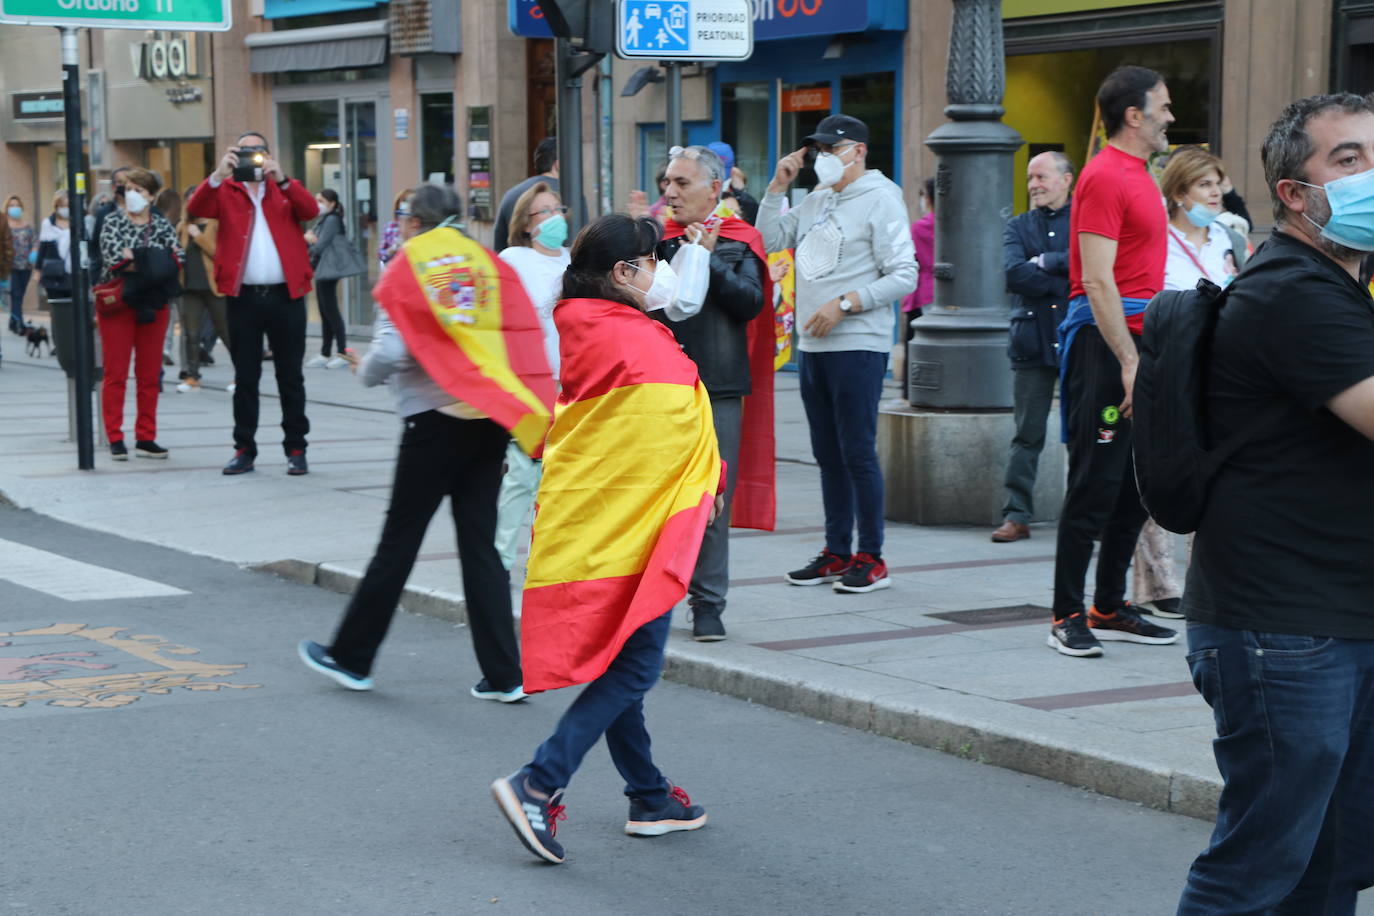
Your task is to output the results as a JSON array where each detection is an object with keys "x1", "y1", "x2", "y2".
[{"x1": 185, "y1": 175, "x2": 319, "y2": 299}]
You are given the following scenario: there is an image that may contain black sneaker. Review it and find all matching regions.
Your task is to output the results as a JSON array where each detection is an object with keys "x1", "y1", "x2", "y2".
[
  {"x1": 1138, "y1": 597, "x2": 1185, "y2": 619},
  {"x1": 491, "y1": 770, "x2": 567, "y2": 864},
  {"x1": 222, "y1": 450, "x2": 255, "y2": 475},
  {"x1": 471, "y1": 679, "x2": 527, "y2": 703},
  {"x1": 110, "y1": 440, "x2": 128, "y2": 461},
  {"x1": 785, "y1": 549, "x2": 852, "y2": 586},
  {"x1": 297, "y1": 639, "x2": 373, "y2": 690},
  {"x1": 833, "y1": 552, "x2": 892, "y2": 594},
  {"x1": 625, "y1": 784, "x2": 707, "y2": 837},
  {"x1": 1088, "y1": 604, "x2": 1179, "y2": 645},
  {"x1": 1048, "y1": 612, "x2": 1104, "y2": 658},
  {"x1": 286, "y1": 449, "x2": 308, "y2": 476},
  {"x1": 135, "y1": 440, "x2": 168, "y2": 459},
  {"x1": 691, "y1": 609, "x2": 726, "y2": 642}
]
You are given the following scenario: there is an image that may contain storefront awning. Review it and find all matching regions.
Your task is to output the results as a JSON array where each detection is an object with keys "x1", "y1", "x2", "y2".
[{"x1": 245, "y1": 20, "x2": 389, "y2": 73}]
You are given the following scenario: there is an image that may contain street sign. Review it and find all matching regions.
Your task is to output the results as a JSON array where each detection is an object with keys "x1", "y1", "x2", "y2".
[
  {"x1": 508, "y1": 0, "x2": 553, "y2": 38},
  {"x1": 0, "y1": 0, "x2": 232, "y2": 32},
  {"x1": 615, "y1": 0, "x2": 751, "y2": 61}
]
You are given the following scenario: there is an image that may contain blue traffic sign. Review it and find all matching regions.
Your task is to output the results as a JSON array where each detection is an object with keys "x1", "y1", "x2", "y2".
[
  {"x1": 615, "y1": 0, "x2": 752, "y2": 61},
  {"x1": 508, "y1": 0, "x2": 553, "y2": 39}
]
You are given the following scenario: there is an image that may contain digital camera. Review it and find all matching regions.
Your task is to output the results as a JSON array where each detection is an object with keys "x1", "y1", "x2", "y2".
[{"x1": 232, "y1": 145, "x2": 267, "y2": 183}]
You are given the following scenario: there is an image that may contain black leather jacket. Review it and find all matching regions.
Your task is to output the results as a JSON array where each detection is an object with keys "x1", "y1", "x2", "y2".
[{"x1": 654, "y1": 235, "x2": 765, "y2": 399}]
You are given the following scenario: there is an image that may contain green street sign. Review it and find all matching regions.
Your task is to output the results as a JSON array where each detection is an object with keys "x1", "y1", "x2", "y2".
[{"x1": 0, "y1": 0, "x2": 232, "y2": 31}]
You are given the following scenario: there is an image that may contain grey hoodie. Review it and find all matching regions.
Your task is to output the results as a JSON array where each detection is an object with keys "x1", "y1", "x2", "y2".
[{"x1": 758, "y1": 170, "x2": 917, "y2": 354}]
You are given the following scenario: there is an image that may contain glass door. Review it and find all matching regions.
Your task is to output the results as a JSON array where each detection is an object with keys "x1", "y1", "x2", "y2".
[
  {"x1": 344, "y1": 99, "x2": 380, "y2": 326},
  {"x1": 779, "y1": 80, "x2": 831, "y2": 200}
]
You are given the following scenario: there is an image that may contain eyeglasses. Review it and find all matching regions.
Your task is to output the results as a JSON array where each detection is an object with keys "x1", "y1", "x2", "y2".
[{"x1": 531, "y1": 206, "x2": 569, "y2": 217}]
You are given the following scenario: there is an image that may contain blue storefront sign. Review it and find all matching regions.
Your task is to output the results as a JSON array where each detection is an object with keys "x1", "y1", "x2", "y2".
[
  {"x1": 509, "y1": 0, "x2": 554, "y2": 38},
  {"x1": 264, "y1": 0, "x2": 387, "y2": 17},
  {"x1": 753, "y1": 0, "x2": 905, "y2": 41}
]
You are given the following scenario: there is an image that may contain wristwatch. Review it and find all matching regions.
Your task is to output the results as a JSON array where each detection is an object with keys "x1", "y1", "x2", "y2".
[{"x1": 838, "y1": 295, "x2": 856, "y2": 314}]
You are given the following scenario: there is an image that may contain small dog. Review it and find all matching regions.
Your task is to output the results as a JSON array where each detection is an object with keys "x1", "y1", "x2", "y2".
[{"x1": 24, "y1": 323, "x2": 51, "y2": 358}]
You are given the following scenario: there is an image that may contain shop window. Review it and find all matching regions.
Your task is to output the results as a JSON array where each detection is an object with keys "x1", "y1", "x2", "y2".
[
  {"x1": 840, "y1": 72, "x2": 896, "y2": 180},
  {"x1": 421, "y1": 93, "x2": 455, "y2": 184},
  {"x1": 721, "y1": 81, "x2": 770, "y2": 191},
  {"x1": 640, "y1": 125, "x2": 666, "y2": 193},
  {"x1": 1005, "y1": 39, "x2": 1212, "y2": 213}
]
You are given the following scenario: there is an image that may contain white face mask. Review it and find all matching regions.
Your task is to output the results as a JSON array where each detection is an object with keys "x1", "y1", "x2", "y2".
[
  {"x1": 624, "y1": 258, "x2": 678, "y2": 312},
  {"x1": 813, "y1": 146, "x2": 855, "y2": 188},
  {"x1": 57, "y1": 207, "x2": 70, "y2": 219},
  {"x1": 125, "y1": 189, "x2": 149, "y2": 215}
]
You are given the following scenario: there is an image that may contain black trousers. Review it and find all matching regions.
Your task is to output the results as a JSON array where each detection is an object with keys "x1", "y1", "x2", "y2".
[
  {"x1": 1051, "y1": 325, "x2": 1148, "y2": 619},
  {"x1": 329, "y1": 412, "x2": 521, "y2": 688},
  {"x1": 315, "y1": 278, "x2": 346, "y2": 357},
  {"x1": 227, "y1": 284, "x2": 309, "y2": 456}
]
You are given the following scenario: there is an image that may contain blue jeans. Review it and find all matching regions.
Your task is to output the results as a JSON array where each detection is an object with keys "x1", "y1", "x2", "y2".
[
  {"x1": 526, "y1": 610, "x2": 673, "y2": 808},
  {"x1": 10, "y1": 268, "x2": 31, "y2": 329},
  {"x1": 1178, "y1": 622, "x2": 1374, "y2": 915},
  {"x1": 798, "y1": 350, "x2": 886, "y2": 556}
]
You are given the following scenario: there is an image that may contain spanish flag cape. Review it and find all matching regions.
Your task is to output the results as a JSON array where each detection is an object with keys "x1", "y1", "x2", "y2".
[
  {"x1": 371, "y1": 226, "x2": 555, "y2": 455},
  {"x1": 662, "y1": 216, "x2": 777, "y2": 531},
  {"x1": 520, "y1": 297, "x2": 722, "y2": 692}
]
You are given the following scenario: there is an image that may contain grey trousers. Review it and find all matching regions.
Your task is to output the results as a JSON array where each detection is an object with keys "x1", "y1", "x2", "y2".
[
  {"x1": 689, "y1": 395, "x2": 743, "y2": 617},
  {"x1": 1001, "y1": 365, "x2": 1058, "y2": 524},
  {"x1": 180, "y1": 290, "x2": 229, "y2": 380}
]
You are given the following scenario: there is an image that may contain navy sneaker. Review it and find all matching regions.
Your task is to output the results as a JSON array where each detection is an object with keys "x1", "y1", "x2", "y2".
[
  {"x1": 297, "y1": 640, "x2": 373, "y2": 690},
  {"x1": 1048, "y1": 612, "x2": 1104, "y2": 658},
  {"x1": 110, "y1": 440, "x2": 128, "y2": 461},
  {"x1": 690, "y1": 609, "x2": 726, "y2": 642},
  {"x1": 1088, "y1": 603, "x2": 1179, "y2": 645},
  {"x1": 491, "y1": 770, "x2": 567, "y2": 864},
  {"x1": 471, "y1": 679, "x2": 527, "y2": 703},
  {"x1": 222, "y1": 449, "x2": 255, "y2": 475},
  {"x1": 785, "y1": 549, "x2": 851, "y2": 586},
  {"x1": 625, "y1": 784, "x2": 707, "y2": 837},
  {"x1": 1138, "y1": 597, "x2": 1185, "y2": 619},
  {"x1": 286, "y1": 449, "x2": 308, "y2": 476}
]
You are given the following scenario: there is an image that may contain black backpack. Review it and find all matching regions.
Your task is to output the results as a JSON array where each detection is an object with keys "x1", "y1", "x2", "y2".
[{"x1": 1133, "y1": 277, "x2": 1278, "y2": 534}]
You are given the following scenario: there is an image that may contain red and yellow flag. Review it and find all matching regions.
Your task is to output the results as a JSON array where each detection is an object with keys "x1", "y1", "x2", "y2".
[
  {"x1": 662, "y1": 217, "x2": 777, "y2": 531},
  {"x1": 372, "y1": 226, "x2": 555, "y2": 455},
  {"x1": 520, "y1": 298, "x2": 722, "y2": 693}
]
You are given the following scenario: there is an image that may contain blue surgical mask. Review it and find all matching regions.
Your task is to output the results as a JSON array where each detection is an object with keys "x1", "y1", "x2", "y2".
[
  {"x1": 535, "y1": 213, "x2": 568, "y2": 250},
  {"x1": 7, "y1": 206, "x2": 21, "y2": 220},
  {"x1": 1297, "y1": 168, "x2": 1374, "y2": 251},
  {"x1": 1184, "y1": 201, "x2": 1218, "y2": 228}
]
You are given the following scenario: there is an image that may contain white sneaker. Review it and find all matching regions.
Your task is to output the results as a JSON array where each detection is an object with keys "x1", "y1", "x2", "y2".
[
  {"x1": 176, "y1": 378, "x2": 201, "y2": 393},
  {"x1": 226, "y1": 382, "x2": 237, "y2": 394},
  {"x1": 325, "y1": 355, "x2": 349, "y2": 369},
  {"x1": 304, "y1": 355, "x2": 329, "y2": 368}
]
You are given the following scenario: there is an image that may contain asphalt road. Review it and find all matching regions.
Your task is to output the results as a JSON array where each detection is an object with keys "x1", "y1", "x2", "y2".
[{"x1": 0, "y1": 506, "x2": 1277, "y2": 915}]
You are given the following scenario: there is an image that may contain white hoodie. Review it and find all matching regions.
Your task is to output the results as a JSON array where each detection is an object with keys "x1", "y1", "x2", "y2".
[{"x1": 758, "y1": 169, "x2": 916, "y2": 354}]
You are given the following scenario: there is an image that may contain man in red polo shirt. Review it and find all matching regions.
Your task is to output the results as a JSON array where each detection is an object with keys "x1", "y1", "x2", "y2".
[
  {"x1": 1048, "y1": 66, "x2": 1180, "y2": 657},
  {"x1": 187, "y1": 131, "x2": 319, "y2": 477}
]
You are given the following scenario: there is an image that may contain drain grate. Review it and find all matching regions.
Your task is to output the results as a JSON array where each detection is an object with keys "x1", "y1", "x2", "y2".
[{"x1": 926, "y1": 604, "x2": 1050, "y2": 626}]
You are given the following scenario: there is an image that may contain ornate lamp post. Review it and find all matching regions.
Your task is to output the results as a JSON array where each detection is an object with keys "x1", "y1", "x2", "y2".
[{"x1": 908, "y1": 0, "x2": 1024, "y2": 409}]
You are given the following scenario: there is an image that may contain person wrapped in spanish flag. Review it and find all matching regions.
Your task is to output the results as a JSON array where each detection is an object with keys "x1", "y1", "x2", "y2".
[
  {"x1": 492, "y1": 214, "x2": 724, "y2": 865},
  {"x1": 298, "y1": 184, "x2": 555, "y2": 701}
]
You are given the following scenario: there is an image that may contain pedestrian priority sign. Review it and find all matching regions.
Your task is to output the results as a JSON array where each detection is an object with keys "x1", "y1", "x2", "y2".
[{"x1": 615, "y1": 0, "x2": 752, "y2": 61}]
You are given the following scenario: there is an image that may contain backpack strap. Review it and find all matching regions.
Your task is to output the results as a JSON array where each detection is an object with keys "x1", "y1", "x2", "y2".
[{"x1": 1196, "y1": 281, "x2": 1290, "y2": 479}]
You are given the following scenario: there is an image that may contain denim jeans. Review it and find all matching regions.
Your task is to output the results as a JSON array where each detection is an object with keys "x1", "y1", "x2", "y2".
[
  {"x1": 526, "y1": 610, "x2": 673, "y2": 808},
  {"x1": 1178, "y1": 622, "x2": 1374, "y2": 915},
  {"x1": 798, "y1": 350, "x2": 887, "y2": 556}
]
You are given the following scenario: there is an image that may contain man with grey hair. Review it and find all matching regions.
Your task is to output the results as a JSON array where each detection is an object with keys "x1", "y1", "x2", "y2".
[
  {"x1": 1177, "y1": 93, "x2": 1374, "y2": 913},
  {"x1": 992, "y1": 151, "x2": 1075, "y2": 543},
  {"x1": 656, "y1": 144, "x2": 767, "y2": 641}
]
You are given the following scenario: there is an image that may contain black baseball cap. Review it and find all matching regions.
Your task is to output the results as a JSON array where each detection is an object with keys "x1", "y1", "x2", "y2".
[{"x1": 804, "y1": 114, "x2": 869, "y2": 146}]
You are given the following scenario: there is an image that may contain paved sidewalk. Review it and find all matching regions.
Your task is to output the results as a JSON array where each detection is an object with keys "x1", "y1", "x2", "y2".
[{"x1": 0, "y1": 324, "x2": 1219, "y2": 819}]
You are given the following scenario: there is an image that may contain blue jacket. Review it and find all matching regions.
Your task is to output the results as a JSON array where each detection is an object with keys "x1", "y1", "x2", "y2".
[{"x1": 1002, "y1": 200, "x2": 1071, "y2": 369}]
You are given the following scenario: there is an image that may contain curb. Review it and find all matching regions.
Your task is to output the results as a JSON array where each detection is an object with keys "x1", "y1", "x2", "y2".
[{"x1": 250, "y1": 558, "x2": 1219, "y2": 821}]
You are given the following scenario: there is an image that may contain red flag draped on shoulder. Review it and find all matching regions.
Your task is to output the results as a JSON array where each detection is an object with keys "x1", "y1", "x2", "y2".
[
  {"x1": 663, "y1": 216, "x2": 776, "y2": 531},
  {"x1": 521, "y1": 298, "x2": 722, "y2": 693},
  {"x1": 372, "y1": 226, "x2": 555, "y2": 455}
]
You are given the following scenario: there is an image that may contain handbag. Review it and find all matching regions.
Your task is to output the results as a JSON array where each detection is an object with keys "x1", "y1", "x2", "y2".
[{"x1": 93, "y1": 223, "x2": 152, "y2": 317}]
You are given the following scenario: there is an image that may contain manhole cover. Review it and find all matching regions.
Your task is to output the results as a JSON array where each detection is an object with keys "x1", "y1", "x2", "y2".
[{"x1": 927, "y1": 604, "x2": 1050, "y2": 626}]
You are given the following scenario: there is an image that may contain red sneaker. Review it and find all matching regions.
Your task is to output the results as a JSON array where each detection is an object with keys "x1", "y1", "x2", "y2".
[
  {"x1": 785, "y1": 548, "x2": 852, "y2": 586},
  {"x1": 833, "y1": 552, "x2": 891, "y2": 594}
]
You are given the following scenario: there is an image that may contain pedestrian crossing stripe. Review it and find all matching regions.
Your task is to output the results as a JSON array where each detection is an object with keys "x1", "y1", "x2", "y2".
[{"x1": 0, "y1": 539, "x2": 190, "y2": 601}]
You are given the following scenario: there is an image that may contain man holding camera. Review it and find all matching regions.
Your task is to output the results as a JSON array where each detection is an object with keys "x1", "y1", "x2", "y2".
[{"x1": 187, "y1": 131, "x2": 319, "y2": 476}]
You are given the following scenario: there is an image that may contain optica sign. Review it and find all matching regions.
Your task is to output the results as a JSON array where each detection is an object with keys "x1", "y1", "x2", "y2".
[
  {"x1": 752, "y1": 0, "x2": 904, "y2": 41},
  {"x1": 508, "y1": 0, "x2": 553, "y2": 38}
]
